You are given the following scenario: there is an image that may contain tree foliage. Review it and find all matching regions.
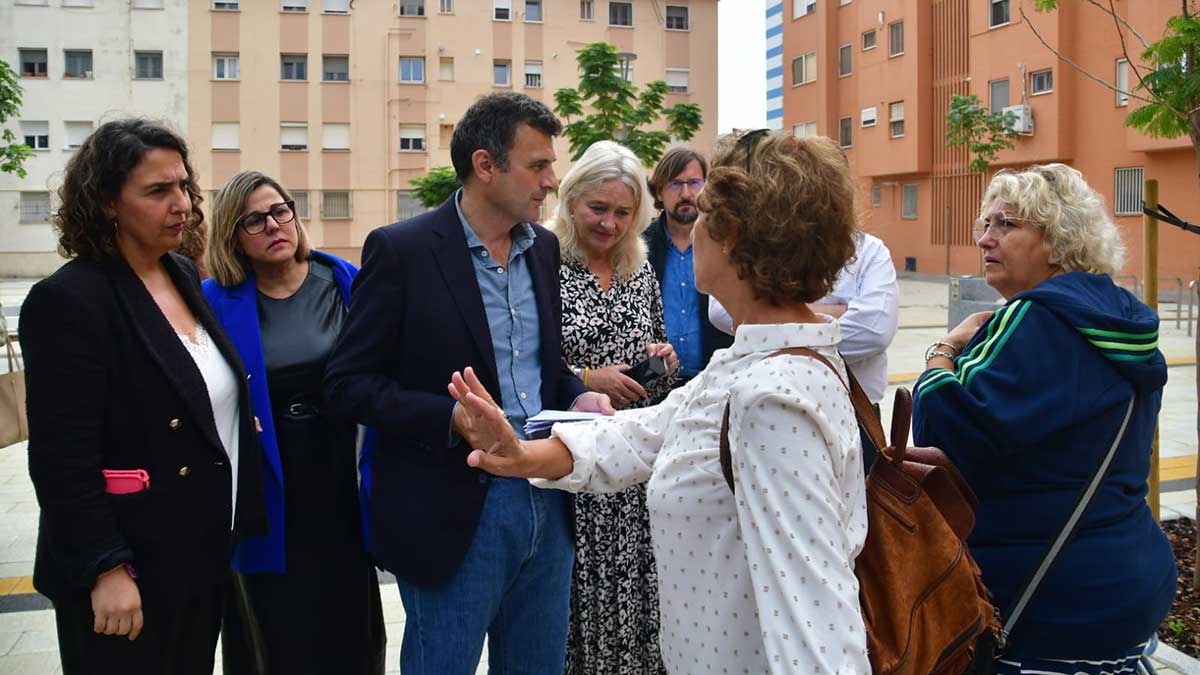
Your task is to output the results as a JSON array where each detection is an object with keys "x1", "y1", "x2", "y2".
[
  {"x1": 945, "y1": 94, "x2": 1019, "y2": 174},
  {"x1": 0, "y1": 60, "x2": 32, "y2": 178},
  {"x1": 553, "y1": 42, "x2": 703, "y2": 165},
  {"x1": 409, "y1": 166, "x2": 462, "y2": 209}
]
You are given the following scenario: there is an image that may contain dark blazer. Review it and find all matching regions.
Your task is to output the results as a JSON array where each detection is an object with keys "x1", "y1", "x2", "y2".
[
  {"x1": 324, "y1": 197, "x2": 587, "y2": 587},
  {"x1": 643, "y1": 213, "x2": 734, "y2": 369},
  {"x1": 21, "y1": 253, "x2": 266, "y2": 603}
]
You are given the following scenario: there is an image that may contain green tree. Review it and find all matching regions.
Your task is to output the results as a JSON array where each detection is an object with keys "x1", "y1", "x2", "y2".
[
  {"x1": 945, "y1": 94, "x2": 1019, "y2": 176},
  {"x1": 409, "y1": 166, "x2": 461, "y2": 209},
  {"x1": 553, "y1": 42, "x2": 703, "y2": 165},
  {"x1": 0, "y1": 60, "x2": 33, "y2": 178}
]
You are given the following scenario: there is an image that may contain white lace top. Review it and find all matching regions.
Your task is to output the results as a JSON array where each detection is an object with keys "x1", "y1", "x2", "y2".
[
  {"x1": 538, "y1": 320, "x2": 870, "y2": 674},
  {"x1": 178, "y1": 325, "x2": 240, "y2": 529}
]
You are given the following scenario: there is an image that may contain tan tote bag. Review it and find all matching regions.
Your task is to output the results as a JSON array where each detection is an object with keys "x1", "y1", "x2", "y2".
[{"x1": 0, "y1": 313, "x2": 27, "y2": 448}]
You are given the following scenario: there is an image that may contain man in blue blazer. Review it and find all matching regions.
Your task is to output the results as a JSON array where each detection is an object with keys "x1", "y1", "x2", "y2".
[{"x1": 324, "y1": 92, "x2": 607, "y2": 674}]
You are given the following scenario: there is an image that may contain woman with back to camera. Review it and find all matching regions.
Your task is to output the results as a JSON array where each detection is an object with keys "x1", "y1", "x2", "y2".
[
  {"x1": 20, "y1": 118, "x2": 265, "y2": 674},
  {"x1": 448, "y1": 131, "x2": 869, "y2": 674},
  {"x1": 547, "y1": 140, "x2": 677, "y2": 674},
  {"x1": 204, "y1": 170, "x2": 385, "y2": 674},
  {"x1": 913, "y1": 163, "x2": 1176, "y2": 673}
]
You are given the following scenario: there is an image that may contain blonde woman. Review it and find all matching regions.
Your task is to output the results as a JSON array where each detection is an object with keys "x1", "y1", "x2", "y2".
[
  {"x1": 548, "y1": 140, "x2": 677, "y2": 674},
  {"x1": 203, "y1": 171, "x2": 384, "y2": 674}
]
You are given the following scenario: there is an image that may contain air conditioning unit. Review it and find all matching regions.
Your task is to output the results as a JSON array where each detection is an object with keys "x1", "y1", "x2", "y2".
[{"x1": 1002, "y1": 104, "x2": 1033, "y2": 134}]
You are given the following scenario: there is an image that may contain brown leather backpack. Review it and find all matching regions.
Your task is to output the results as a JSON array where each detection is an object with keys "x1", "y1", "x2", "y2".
[{"x1": 719, "y1": 348, "x2": 1000, "y2": 675}]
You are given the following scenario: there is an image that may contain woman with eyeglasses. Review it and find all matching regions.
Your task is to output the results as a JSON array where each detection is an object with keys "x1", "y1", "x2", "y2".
[
  {"x1": 912, "y1": 164, "x2": 1175, "y2": 673},
  {"x1": 203, "y1": 171, "x2": 385, "y2": 674},
  {"x1": 448, "y1": 131, "x2": 869, "y2": 674}
]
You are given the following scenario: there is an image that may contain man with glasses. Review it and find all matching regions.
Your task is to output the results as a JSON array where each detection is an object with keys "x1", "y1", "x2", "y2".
[{"x1": 644, "y1": 146, "x2": 733, "y2": 388}]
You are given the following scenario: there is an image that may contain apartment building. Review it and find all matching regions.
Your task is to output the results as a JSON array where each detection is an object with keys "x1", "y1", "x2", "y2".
[
  {"x1": 770, "y1": 0, "x2": 1200, "y2": 282},
  {"x1": 0, "y1": 0, "x2": 190, "y2": 277},
  {"x1": 188, "y1": 0, "x2": 719, "y2": 265}
]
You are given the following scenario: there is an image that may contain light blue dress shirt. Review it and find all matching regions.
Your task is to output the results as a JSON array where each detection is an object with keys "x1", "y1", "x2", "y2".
[{"x1": 660, "y1": 220, "x2": 704, "y2": 378}]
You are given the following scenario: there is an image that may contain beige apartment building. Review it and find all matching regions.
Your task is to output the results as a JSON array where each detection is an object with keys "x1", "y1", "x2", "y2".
[
  {"x1": 773, "y1": 0, "x2": 1200, "y2": 283},
  {"x1": 188, "y1": 0, "x2": 718, "y2": 264}
]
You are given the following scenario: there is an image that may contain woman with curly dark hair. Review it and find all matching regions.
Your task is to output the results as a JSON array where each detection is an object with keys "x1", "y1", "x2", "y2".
[
  {"x1": 448, "y1": 131, "x2": 869, "y2": 674},
  {"x1": 19, "y1": 118, "x2": 265, "y2": 675}
]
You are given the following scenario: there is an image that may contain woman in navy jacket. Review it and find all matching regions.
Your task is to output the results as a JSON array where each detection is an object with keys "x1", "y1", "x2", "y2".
[
  {"x1": 912, "y1": 164, "x2": 1175, "y2": 672},
  {"x1": 203, "y1": 171, "x2": 384, "y2": 674}
]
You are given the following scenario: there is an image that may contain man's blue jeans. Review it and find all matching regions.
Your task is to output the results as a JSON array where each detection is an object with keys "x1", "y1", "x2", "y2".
[{"x1": 396, "y1": 477, "x2": 574, "y2": 675}]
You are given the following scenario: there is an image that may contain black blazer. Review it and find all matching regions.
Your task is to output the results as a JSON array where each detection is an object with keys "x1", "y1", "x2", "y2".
[
  {"x1": 643, "y1": 213, "x2": 734, "y2": 369},
  {"x1": 21, "y1": 254, "x2": 266, "y2": 603},
  {"x1": 324, "y1": 197, "x2": 587, "y2": 587}
]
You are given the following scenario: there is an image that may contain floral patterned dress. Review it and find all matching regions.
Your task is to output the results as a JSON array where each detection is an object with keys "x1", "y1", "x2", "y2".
[{"x1": 559, "y1": 258, "x2": 672, "y2": 675}]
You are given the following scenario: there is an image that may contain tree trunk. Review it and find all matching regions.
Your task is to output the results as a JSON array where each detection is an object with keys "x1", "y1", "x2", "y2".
[{"x1": 1191, "y1": 123, "x2": 1200, "y2": 590}]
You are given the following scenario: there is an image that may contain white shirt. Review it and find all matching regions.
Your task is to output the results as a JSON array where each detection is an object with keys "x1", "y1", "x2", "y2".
[
  {"x1": 708, "y1": 233, "x2": 900, "y2": 402},
  {"x1": 178, "y1": 325, "x2": 240, "y2": 529},
  {"x1": 539, "y1": 320, "x2": 869, "y2": 675}
]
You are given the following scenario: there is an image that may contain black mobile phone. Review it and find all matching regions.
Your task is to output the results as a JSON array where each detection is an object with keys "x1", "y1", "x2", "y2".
[{"x1": 626, "y1": 355, "x2": 668, "y2": 387}]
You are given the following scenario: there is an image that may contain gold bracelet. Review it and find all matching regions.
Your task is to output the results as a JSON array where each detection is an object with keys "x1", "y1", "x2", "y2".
[{"x1": 582, "y1": 368, "x2": 590, "y2": 387}]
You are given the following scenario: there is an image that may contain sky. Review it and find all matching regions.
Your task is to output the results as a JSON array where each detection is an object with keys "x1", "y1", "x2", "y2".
[{"x1": 717, "y1": 0, "x2": 768, "y2": 133}]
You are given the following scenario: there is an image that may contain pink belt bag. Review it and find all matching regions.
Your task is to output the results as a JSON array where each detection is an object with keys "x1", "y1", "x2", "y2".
[{"x1": 102, "y1": 469, "x2": 150, "y2": 495}]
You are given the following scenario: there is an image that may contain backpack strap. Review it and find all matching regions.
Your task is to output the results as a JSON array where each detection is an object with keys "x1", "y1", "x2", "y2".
[{"x1": 719, "y1": 347, "x2": 884, "y2": 493}]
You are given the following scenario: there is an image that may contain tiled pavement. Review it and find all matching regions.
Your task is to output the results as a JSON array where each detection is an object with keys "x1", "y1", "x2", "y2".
[{"x1": 0, "y1": 276, "x2": 1197, "y2": 674}]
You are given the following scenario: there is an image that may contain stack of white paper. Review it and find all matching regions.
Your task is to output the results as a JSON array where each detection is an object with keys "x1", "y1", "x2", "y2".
[{"x1": 524, "y1": 410, "x2": 608, "y2": 438}]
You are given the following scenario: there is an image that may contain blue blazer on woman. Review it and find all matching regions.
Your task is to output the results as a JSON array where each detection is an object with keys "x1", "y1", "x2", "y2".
[{"x1": 202, "y1": 250, "x2": 368, "y2": 573}]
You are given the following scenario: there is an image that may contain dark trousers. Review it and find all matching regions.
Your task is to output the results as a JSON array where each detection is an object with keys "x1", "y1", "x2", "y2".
[{"x1": 53, "y1": 581, "x2": 223, "y2": 675}]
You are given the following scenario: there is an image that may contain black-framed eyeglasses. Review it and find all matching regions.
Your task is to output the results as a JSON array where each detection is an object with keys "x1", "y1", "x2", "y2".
[
  {"x1": 735, "y1": 128, "x2": 771, "y2": 173},
  {"x1": 237, "y1": 200, "x2": 295, "y2": 235}
]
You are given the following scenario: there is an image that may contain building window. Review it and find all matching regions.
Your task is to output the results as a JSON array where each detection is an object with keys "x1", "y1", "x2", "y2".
[
  {"x1": 792, "y1": 121, "x2": 817, "y2": 138},
  {"x1": 280, "y1": 122, "x2": 308, "y2": 150},
  {"x1": 861, "y1": 106, "x2": 877, "y2": 127},
  {"x1": 862, "y1": 29, "x2": 876, "y2": 51},
  {"x1": 322, "y1": 123, "x2": 350, "y2": 150},
  {"x1": 1030, "y1": 68, "x2": 1052, "y2": 95},
  {"x1": 1113, "y1": 167, "x2": 1144, "y2": 215},
  {"x1": 889, "y1": 101, "x2": 905, "y2": 137},
  {"x1": 989, "y1": 78, "x2": 1009, "y2": 114},
  {"x1": 889, "y1": 21, "x2": 904, "y2": 56},
  {"x1": 666, "y1": 5, "x2": 688, "y2": 29},
  {"x1": 838, "y1": 44, "x2": 852, "y2": 76},
  {"x1": 213, "y1": 53, "x2": 239, "y2": 80},
  {"x1": 19, "y1": 192, "x2": 51, "y2": 223},
  {"x1": 609, "y1": 1, "x2": 632, "y2": 26},
  {"x1": 616, "y1": 53, "x2": 635, "y2": 82},
  {"x1": 493, "y1": 0, "x2": 511, "y2": 20},
  {"x1": 990, "y1": 0, "x2": 1010, "y2": 28},
  {"x1": 322, "y1": 191, "x2": 352, "y2": 219},
  {"x1": 838, "y1": 116, "x2": 852, "y2": 147},
  {"x1": 134, "y1": 51, "x2": 163, "y2": 79},
  {"x1": 666, "y1": 68, "x2": 689, "y2": 93},
  {"x1": 292, "y1": 190, "x2": 310, "y2": 219},
  {"x1": 64, "y1": 50, "x2": 93, "y2": 78},
  {"x1": 281, "y1": 54, "x2": 307, "y2": 81},
  {"x1": 397, "y1": 190, "x2": 423, "y2": 220},
  {"x1": 525, "y1": 0, "x2": 542, "y2": 21},
  {"x1": 19, "y1": 49, "x2": 47, "y2": 78},
  {"x1": 870, "y1": 184, "x2": 881, "y2": 208},
  {"x1": 524, "y1": 61, "x2": 543, "y2": 88},
  {"x1": 791, "y1": 52, "x2": 816, "y2": 85},
  {"x1": 323, "y1": 55, "x2": 349, "y2": 81},
  {"x1": 580, "y1": 0, "x2": 593, "y2": 19},
  {"x1": 21, "y1": 121, "x2": 49, "y2": 150},
  {"x1": 399, "y1": 124, "x2": 426, "y2": 152},
  {"x1": 400, "y1": 57, "x2": 425, "y2": 83},
  {"x1": 493, "y1": 60, "x2": 511, "y2": 86},
  {"x1": 399, "y1": 0, "x2": 424, "y2": 15},
  {"x1": 793, "y1": 0, "x2": 815, "y2": 19},
  {"x1": 901, "y1": 184, "x2": 918, "y2": 219},
  {"x1": 1116, "y1": 59, "x2": 1130, "y2": 106},
  {"x1": 212, "y1": 122, "x2": 240, "y2": 150},
  {"x1": 440, "y1": 57, "x2": 454, "y2": 81},
  {"x1": 439, "y1": 0, "x2": 453, "y2": 12},
  {"x1": 282, "y1": 0, "x2": 308, "y2": 11},
  {"x1": 213, "y1": 0, "x2": 239, "y2": 8},
  {"x1": 64, "y1": 121, "x2": 92, "y2": 149},
  {"x1": 322, "y1": 0, "x2": 350, "y2": 12}
]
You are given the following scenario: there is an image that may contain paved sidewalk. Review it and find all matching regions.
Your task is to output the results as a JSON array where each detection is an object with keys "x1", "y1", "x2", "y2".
[{"x1": 0, "y1": 276, "x2": 1196, "y2": 673}]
